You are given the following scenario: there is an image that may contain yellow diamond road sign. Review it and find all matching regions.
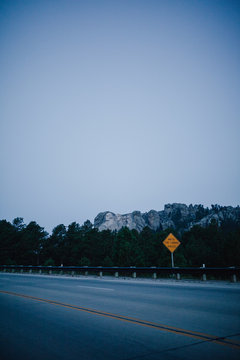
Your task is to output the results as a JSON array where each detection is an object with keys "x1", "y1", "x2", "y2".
[{"x1": 163, "y1": 233, "x2": 180, "y2": 253}]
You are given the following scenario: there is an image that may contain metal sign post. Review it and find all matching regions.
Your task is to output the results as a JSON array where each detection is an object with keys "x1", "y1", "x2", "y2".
[
  {"x1": 163, "y1": 233, "x2": 181, "y2": 268},
  {"x1": 171, "y1": 252, "x2": 174, "y2": 268}
]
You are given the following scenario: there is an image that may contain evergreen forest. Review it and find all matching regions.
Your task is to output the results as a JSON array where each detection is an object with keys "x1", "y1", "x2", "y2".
[{"x1": 0, "y1": 216, "x2": 239, "y2": 268}]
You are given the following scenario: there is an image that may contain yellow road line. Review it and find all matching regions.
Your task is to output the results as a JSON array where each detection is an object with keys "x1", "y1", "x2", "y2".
[{"x1": 1, "y1": 290, "x2": 239, "y2": 350}]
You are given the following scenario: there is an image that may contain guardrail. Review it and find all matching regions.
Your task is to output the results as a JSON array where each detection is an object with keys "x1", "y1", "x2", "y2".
[{"x1": 0, "y1": 265, "x2": 239, "y2": 282}]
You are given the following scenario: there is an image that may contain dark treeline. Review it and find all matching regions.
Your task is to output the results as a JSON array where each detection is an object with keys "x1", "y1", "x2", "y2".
[{"x1": 0, "y1": 217, "x2": 239, "y2": 267}]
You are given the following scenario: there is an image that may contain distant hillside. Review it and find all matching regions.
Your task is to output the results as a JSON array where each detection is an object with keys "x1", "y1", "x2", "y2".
[{"x1": 94, "y1": 204, "x2": 240, "y2": 233}]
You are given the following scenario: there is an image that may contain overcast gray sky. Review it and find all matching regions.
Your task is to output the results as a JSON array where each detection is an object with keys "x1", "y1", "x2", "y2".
[{"x1": 1, "y1": 0, "x2": 239, "y2": 232}]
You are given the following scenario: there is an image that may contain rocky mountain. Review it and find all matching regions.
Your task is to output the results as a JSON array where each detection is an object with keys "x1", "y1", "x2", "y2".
[{"x1": 94, "y1": 204, "x2": 240, "y2": 233}]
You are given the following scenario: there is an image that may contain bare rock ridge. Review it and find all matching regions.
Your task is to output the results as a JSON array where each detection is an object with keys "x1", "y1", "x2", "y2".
[{"x1": 94, "y1": 204, "x2": 240, "y2": 233}]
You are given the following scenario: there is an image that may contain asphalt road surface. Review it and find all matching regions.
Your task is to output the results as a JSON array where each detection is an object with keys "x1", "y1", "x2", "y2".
[{"x1": 0, "y1": 273, "x2": 240, "y2": 360}]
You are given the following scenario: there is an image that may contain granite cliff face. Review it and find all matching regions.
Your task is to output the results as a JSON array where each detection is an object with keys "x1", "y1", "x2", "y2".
[{"x1": 94, "y1": 204, "x2": 240, "y2": 233}]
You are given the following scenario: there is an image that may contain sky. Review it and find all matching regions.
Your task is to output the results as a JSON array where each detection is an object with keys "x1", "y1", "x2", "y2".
[{"x1": 0, "y1": 0, "x2": 240, "y2": 233}]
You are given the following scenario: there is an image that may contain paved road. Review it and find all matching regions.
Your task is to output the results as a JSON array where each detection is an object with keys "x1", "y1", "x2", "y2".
[{"x1": 0, "y1": 273, "x2": 240, "y2": 360}]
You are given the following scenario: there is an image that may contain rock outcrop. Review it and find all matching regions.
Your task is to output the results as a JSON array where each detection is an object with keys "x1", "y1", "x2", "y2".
[{"x1": 94, "y1": 204, "x2": 240, "y2": 233}]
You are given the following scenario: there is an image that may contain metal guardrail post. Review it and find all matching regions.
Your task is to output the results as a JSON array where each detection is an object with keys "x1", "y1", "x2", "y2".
[
  {"x1": 130, "y1": 266, "x2": 136, "y2": 278},
  {"x1": 177, "y1": 273, "x2": 181, "y2": 280},
  {"x1": 231, "y1": 274, "x2": 237, "y2": 283},
  {"x1": 98, "y1": 267, "x2": 103, "y2": 277},
  {"x1": 201, "y1": 264, "x2": 206, "y2": 281},
  {"x1": 151, "y1": 267, "x2": 157, "y2": 279},
  {"x1": 113, "y1": 267, "x2": 119, "y2": 278},
  {"x1": 84, "y1": 266, "x2": 88, "y2": 276},
  {"x1": 60, "y1": 264, "x2": 63, "y2": 275}
]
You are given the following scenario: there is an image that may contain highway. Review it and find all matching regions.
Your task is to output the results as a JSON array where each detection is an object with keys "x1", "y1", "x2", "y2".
[{"x1": 0, "y1": 273, "x2": 240, "y2": 360}]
